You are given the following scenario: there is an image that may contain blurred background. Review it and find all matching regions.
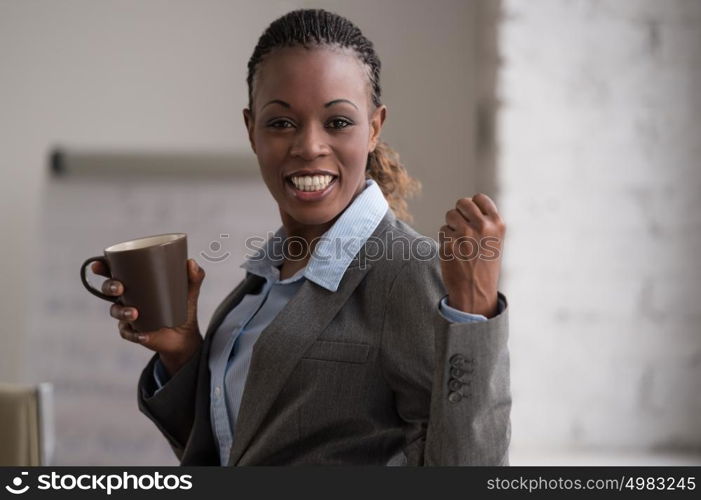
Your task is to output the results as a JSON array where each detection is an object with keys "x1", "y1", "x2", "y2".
[{"x1": 0, "y1": 0, "x2": 699, "y2": 465}]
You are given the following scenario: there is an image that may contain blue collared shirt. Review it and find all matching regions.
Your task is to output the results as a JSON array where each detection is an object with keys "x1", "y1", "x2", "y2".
[{"x1": 154, "y1": 178, "x2": 487, "y2": 465}]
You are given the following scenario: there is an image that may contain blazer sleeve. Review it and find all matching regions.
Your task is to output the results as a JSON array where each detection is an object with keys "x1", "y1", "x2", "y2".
[
  {"x1": 380, "y1": 256, "x2": 511, "y2": 466},
  {"x1": 137, "y1": 346, "x2": 203, "y2": 461}
]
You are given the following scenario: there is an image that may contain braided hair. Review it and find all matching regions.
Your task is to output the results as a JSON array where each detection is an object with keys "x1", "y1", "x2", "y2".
[{"x1": 246, "y1": 8, "x2": 421, "y2": 223}]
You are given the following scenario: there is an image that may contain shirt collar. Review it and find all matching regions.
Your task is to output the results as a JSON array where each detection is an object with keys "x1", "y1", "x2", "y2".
[{"x1": 241, "y1": 178, "x2": 389, "y2": 292}]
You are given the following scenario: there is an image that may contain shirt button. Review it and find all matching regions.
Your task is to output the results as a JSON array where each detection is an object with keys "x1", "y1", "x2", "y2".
[
  {"x1": 214, "y1": 386, "x2": 222, "y2": 398},
  {"x1": 450, "y1": 354, "x2": 466, "y2": 367},
  {"x1": 448, "y1": 378, "x2": 464, "y2": 392},
  {"x1": 448, "y1": 391, "x2": 462, "y2": 404}
]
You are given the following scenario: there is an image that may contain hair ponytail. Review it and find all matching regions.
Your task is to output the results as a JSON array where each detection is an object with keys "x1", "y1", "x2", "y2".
[{"x1": 366, "y1": 141, "x2": 421, "y2": 223}]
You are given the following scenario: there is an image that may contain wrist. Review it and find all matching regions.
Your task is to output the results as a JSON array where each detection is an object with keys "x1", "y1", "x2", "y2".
[{"x1": 159, "y1": 337, "x2": 202, "y2": 377}]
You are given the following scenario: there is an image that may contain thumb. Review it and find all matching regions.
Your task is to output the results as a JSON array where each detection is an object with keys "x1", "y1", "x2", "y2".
[
  {"x1": 188, "y1": 258, "x2": 205, "y2": 283},
  {"x1": 186, "y1": 259, "x2": 205, "y2": 316}
]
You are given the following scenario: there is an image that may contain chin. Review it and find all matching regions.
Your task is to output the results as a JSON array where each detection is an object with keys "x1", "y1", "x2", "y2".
[{"x1": 289, "y1": 209, "x2": 338, "y2": 226}]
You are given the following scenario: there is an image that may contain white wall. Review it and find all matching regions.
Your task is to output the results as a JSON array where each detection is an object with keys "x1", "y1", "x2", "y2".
[
  {"x1": 499, "y1": 0, "x2": 701, "y2": 457},
  {"x1": 0, "y1": 0, "x2": 481, "y2": 464},
  {"x1": 0, "y1": 0, "x2": 273, "y2": 385}
]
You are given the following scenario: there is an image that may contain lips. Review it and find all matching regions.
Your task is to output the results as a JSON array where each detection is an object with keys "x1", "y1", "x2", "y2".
[{"x1": 284, "y1": 174, "x2": 339, "y2": 202}]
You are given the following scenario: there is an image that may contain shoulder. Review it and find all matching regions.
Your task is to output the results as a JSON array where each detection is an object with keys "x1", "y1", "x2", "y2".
[{"x1": 360, "y1": 210, "x2": 444, "y2": 295}]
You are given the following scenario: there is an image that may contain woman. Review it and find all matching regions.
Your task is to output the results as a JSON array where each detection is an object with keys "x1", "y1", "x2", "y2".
[{"x1": 92, "y1": 8, "x2": 510, "y2": 465}]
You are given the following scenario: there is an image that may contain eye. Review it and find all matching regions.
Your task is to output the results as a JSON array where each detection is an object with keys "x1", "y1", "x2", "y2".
[
  {"x1": 327, "y1": 118, "x2": 354, "y2": 130},
  {"x1": 268, "y1": 119, "x2": 295, "y2": 129}
]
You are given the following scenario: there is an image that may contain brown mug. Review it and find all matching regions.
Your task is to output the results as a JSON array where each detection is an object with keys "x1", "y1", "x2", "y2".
[{"x1": 80, "y1": 233, "x2": 188, "y2": 332}]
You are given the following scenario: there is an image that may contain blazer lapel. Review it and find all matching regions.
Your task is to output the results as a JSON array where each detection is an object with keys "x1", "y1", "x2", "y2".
[{"x1": 227, "y1": 259, "x2": 374, "y2": 465}]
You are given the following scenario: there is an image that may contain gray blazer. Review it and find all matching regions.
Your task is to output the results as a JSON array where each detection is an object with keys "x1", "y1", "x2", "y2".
[{"x1": 137, "y1": 208, "x2": 511, "y2": 465}]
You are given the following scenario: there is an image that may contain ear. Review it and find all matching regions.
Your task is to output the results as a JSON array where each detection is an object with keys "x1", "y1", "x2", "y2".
[
  {"x1": 243, "y1": 108, "x2": 256, "y2": 154},
  {"x1": 368, "y1": 105, "x2": 387, "y2": 153}
]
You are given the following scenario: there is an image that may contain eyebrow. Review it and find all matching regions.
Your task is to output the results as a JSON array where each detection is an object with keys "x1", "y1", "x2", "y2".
[{"x1": 261, "y1": 99, "x2": 359, "y2": 111}]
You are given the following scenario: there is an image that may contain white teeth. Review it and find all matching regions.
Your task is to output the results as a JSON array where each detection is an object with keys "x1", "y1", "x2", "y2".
[{"x1": 290, "y1": 174, "x2": 335, "y2": 192}]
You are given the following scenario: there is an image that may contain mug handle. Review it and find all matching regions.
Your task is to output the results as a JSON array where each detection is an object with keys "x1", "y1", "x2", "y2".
[{"x1": 80, "y1": 256, "x2": 119, "y2": 303}]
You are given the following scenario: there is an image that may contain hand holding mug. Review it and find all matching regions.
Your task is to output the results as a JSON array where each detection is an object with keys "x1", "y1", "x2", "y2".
[
  {"x1": 80, "y1": 233, "x2": 206, "y2": 376},
  {"x1": 90, "y1": 258, "x2": 205, "y2": 376}
]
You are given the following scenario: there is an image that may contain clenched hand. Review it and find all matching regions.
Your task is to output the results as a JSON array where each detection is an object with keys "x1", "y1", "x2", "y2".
[{"x1": 438, "y1": 193, "x2": 506, "y2": 318}]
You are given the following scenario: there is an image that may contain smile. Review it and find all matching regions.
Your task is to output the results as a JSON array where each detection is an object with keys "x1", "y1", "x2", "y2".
[{"x1": 285, "y1": 174, "x2": 339, "y2": 201}]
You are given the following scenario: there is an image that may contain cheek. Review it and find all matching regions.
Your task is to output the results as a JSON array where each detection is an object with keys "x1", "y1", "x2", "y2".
[
  {"x1": 337, "y1": 128, "x2": 371, "y2": 169},
  {"x1": 253, "y1": 134, "x2": 286, "y2": 179},
  {"x1": 254, "y1": 129, "x2": 284, "y2": 157}
]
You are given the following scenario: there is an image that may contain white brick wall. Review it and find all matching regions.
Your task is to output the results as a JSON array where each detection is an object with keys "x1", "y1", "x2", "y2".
[{"x1": 499, "y1": 0, "x2": 701, "y2": 454}]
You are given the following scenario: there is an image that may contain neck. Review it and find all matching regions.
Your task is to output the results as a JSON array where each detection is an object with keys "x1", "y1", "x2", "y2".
[
  {"x1": 278, "y1": 211, "x2": 337, "y2": 261},
  {"x1": 278, "y1": 177, "x2": 367, "y2": 260}
]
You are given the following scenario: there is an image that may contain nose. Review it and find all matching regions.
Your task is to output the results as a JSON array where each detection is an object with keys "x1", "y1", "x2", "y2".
[{"x1": 289, "y1": 123, "x2": 329, "y2": 161}]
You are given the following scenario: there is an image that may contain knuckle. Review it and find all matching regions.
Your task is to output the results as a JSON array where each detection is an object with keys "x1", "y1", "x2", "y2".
[
  {"x1": 494, "y1": 217, "x2": 506, "y2": 232},
  {"x1": 451, "y1": 208, "x2": 463, "y2": 218},
  {"x1": 475, "y1": 192, "x2": 491, "y2": 204},
  {"x1": 456, "y1": 197, "x2": 471, "y2": 209}
]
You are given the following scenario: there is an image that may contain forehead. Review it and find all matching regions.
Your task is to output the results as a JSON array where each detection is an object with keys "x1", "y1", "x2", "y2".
[{"x1": 254, "y1": 46, "x2": 371, "y2": 111}]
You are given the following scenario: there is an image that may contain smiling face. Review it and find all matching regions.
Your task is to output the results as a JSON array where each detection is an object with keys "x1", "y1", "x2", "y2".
[{"x1": 243, "y1": 46, "x2": 386, "y2": 227}]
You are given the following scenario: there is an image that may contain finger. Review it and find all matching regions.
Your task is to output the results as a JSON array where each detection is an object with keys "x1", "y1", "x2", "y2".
[
  {"x1": 445, "y1": 209, "x2": 470, "y2": 233},
  {"x1": 91, "y1": 261, "x2": 110, "y2": 278},
  {"x1": 438, "y1": 223, "x2": 456, "y2": 238},
  {"x1": 101, "y1": 279, "x2": 123, "y2": 296},
  {"x1": 119, "y1": 320, "x2": 146, "y2": 344},
  {"x1": 472, "y1": 193, "x2": 499, "y2": 217},
  {"x1": 456, "y1": 197, "x2": 486, "y2": 226},
  {"x1": 438, "y1": 224, "x2": 452, "y2": 246},
  {"x1": 110, "y1": 303, "x2": 138, "y2": 321}
]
